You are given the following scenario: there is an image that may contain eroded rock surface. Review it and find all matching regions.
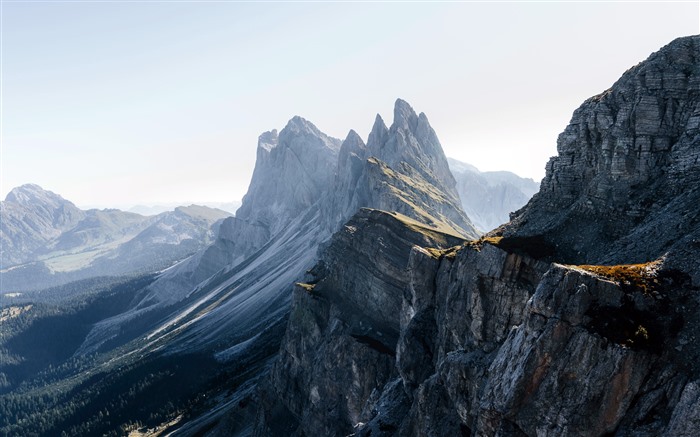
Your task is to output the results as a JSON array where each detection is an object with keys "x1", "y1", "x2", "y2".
[
  {"x1": 256, "y1": 209, "x2": 467, "y2": 436},
  {"x1": 255, "y1": 36, "x2": 700, "y2": 437},
  {"x1": 500, "y1": 36, "x2": 700, "y2": 267}
]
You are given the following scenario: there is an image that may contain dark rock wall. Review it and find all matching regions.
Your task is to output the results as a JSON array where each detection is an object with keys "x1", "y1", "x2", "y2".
[
  {"x1": 501, "y1": 36, "x2": 700, "y2": 266},
  {"x1": 254, "y1": 36, "x2": 700, "y2": 437}
]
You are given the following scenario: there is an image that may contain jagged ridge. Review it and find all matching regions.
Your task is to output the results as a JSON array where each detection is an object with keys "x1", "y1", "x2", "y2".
[{"x1": 253, "y1": 36, "x2": 700, "y2": 437}]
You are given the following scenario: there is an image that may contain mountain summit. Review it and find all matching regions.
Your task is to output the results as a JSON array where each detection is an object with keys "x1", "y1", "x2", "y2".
[
  {"x1": 369, "y1": 99, "x2": 461, "y2": 201},
  {"x1": 236, "y1": 116, "x2": 342, "y2": 238},
  {"x1": 325, "y1": 99, "x2": 478, "y2": 237},
  {"x1": 254, "y1": 36, "x2": 700, "y2": 437},
  {"x1": 500, "y1": 36, "x2": 700, "y2": 269},
  {"x1": 2, "y1": 184, "x2": 85, "y2": 267}
]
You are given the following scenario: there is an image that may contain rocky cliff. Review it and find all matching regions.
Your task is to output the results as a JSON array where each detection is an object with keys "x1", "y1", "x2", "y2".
[
  {"x1": 500, "y1": 35, "x2": 700, "y2": 268},
  {"x1": 254, "y1": 36, "x2": 700, "y2": 436},
  {"x1": 68, "y1": 98, "x2": 476, "y2": 388}
]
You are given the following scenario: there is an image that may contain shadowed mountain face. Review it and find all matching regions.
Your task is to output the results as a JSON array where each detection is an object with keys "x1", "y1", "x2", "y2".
[
  {"x1": 0, "y1": 99, "x2": 478, "y2": 436},
  {"x1": 5, "y1": 36, "x2": 699, "y2": 437},
  {"x1": 0, "y1": 186, "x2": 231, "y2": 292},
  {"x1": 253, "y1": 36, "x2": 700, "y2": 437},
  {"x1": 500, "y1": 36, "x2": 700, "y2": 269}
]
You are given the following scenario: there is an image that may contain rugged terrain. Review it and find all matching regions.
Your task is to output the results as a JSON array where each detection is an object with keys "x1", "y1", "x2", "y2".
[
  {"x1": 0, "y1": 99, "x2": 479, "y2": 436},
  {"x1": 253, "y1": 35, "x2": 700, "y2": 436},
  {"x1": 2, "y1": 35, "x2": 697, "y2": 437},
  {"x1": 0, "y1": 185, "x2": 231, "y2": 292}
]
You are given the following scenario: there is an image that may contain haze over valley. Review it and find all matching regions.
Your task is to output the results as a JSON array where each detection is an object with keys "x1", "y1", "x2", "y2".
[{"x1": 1, "y1": 2, "x2": 699, "y2": 437}]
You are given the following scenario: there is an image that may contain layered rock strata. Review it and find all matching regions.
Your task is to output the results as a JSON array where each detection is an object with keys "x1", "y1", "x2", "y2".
[{"x1": 255, "y1": 36, "x2": 700, "y2": 437}]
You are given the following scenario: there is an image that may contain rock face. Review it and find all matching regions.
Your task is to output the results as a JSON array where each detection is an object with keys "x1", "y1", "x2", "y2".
[
  {"x1": 325, "y1": 102, "x2": 478, "y2": 239},
  {"x1": 255, "y1": 209, "x2": 469, "y2": 436},
  {"x1": 256, "y1": 227, "x2": 551, "y2": 437},
  {"x1": 254, "y1": 36, "x2": 700, "y2": 437},
  {"x1": 0, "y1": 185, "x2": 231, "y2": 291},
  {"x1": 448, "y1": 158, "x2": 539, "y2": 233},
  {"x1": 237, "y1": 120, "x2": 341, "y2": 239},
  {"x1": 73, "y1": 98, "x2": 476, "y2": 363},
  {"x1": 500, "y1": 36, "x2": 700, "y2": 267}
]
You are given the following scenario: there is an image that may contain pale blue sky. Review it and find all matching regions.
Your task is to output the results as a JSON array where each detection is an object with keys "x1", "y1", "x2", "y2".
[{"x1": 2, "y1": 1, "x2": 698, "y2": 208}]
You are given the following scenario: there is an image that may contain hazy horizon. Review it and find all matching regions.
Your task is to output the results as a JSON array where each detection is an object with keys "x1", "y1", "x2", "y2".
[{"x1": 2, "y1": 2, "x2": 698, "y2": 207}]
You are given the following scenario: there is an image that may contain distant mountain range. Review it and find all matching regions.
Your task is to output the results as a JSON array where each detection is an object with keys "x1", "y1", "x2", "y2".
[
  {"x1": 448, "y1": 158, "x2": 539, "y2": 232},
  {"x1": 0, "y1": 99, "x2": 488, "y2": 436},
  {"x1": 0, "y1": 101, "x2": 541, "y2": 435},
  {"x1": 0, "y1": 184, "x2": 232, "y2": 292},
  {"x1": 2, "y1": 36, "x2": 699, "y2": 437},
  {"x1": 128, "y1": 201, "x2": 241, "y2": 216}
]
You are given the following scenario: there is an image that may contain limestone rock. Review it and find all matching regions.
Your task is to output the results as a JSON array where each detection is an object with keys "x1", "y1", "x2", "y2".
[
  {"x1": 499, "y1": 36, "x2": 700, "y2": 267},
  {"x1": 255, "y1": 36, "x2": 700, "y2": 437},
  {"x1": 262, "y1": 209, "x2": 466, "y2": 437}
]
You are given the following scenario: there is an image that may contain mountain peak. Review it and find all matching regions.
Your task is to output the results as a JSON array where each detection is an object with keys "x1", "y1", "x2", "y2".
[
  {"x1": 257, "y1": 129, "x2": 278, "y2": 152},
  {"x1": 279, "y1": 116, "x2": 342, "y2": 153},
  {"x1": 337, "y1": 129, "x2": 367, "y2": 167},
  {"x1": 343, "y1": 129, "x2": 364, "y2": 148},
  {"x1": 236, "y1": 115, "x2": 341, "y2": 236},
  {"x1": 284, "y1": 115, "x2": 320, "y2": 134},
  {"x1": 368, "y1": 114, "x2": 389, "y2": 149},
  {"x1": 393, "y1": 98, "x2": 418, "y2": 129},
  {"x1": 5, "y1": 184, "x2": 66, "y2": 205},
  {"x1": 364, "y1": 99, "x2": 461, "y2": 206}
]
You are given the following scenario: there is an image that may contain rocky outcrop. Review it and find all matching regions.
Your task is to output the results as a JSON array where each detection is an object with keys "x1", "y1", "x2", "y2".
[
  {"x1": 255, "y1": 36, "x2": 700, "y2": 437},
  {"x1": 448, "y1": 158, "x2": 539, "y2": 233},
  {"x1": 476, "y1": 263, "x2": 683, "y2": 436},
  {"x1": 500, "y1": 36, "x2": 700, "y2": 266},
  {"x1": 325, "y1": 101, "x2": 478, "y2": 239},
  {"x1": 255, "y1": 209, "x2": 467, "y2": 436},
  {"x1": 236, "y1": 120, "x2": 341, "y2": 239}
]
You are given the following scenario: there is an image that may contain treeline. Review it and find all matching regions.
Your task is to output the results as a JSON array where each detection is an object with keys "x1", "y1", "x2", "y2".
[
  {"x1": 0, "y1": 367, "x2": 179, "y2": 436},
  {"x1": 0, "y1": 352, "x2": 221, "y2": 437},
  {"x1": 0, "y1": 274, "x2": 157, "y2": 392},
  {"x1": 2, "y1": 273, "x2": 153, "y2": 306},
  {"x1": 0, "y1": 271, "x2": 222, "y2": 436}
]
